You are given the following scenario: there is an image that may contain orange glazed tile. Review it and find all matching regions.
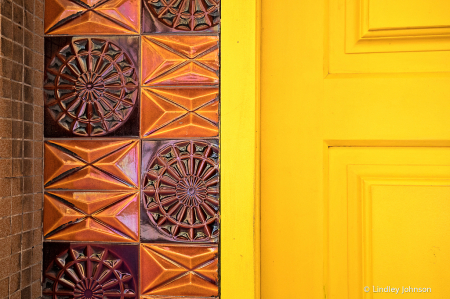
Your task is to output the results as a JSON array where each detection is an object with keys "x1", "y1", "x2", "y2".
[
  {"x1": 44, "y1": 140, "x2": 139, "y2": 190},
  {"x1": 140, "y1": 244, "x2": 218, "y2": 297},
  {"x1": 44, "y1": 191, "x2": 139, "y2": 242},
  {"x1": 141, "y1": 87, "x2": 219, "y2": 138},
  {"x1": 141, "y1": 36, "x2": 219, "y2": 86},
  {"x1": 45, "y1": 0, "x2": 141, "y2": 35}
]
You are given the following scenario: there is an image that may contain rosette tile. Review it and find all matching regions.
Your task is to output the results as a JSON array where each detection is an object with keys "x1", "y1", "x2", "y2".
[{"x1": 141, "y1": 140, "x2": 219, "y2": 242}]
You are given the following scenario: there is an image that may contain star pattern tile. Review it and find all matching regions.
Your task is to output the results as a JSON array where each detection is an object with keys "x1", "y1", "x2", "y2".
[
  {"x1": 141, "y1": 87, "x2": 219, "y2": 138},
  {"x1": 44, "y1": 140, "x2": 139, "y2": 190},
  {"x1": 140, "y1": 244, "x2": 218, "y2": 297},
  {"x1": 44, "y1": 191, "x2": 139, "y2": 242},
  {"x1": 141, "y1": 35, "x2": 219, "y2": 86},
  {"x1": 45, "y1": 0, "x2": 141, "y2": 35}
]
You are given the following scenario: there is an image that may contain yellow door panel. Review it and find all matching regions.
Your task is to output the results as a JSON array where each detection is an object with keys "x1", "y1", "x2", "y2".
[
  {"x1": 261, "y1": 0, "x2": 450, "y2": 298},
  {"x1": 332, "y1": 0, "x2": 450, "y2": 70},
  {"x1": 368, "y1": 0, "x2": 450, "y2": 29},
  {"x1": 329, "y1": 147, "x2": 450, "y2": 299}
]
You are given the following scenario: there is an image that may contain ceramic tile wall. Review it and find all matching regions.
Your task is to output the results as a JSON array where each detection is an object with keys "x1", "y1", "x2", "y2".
[{"x1": 42, "y1": 1, "x2": 220, "y2": 298}]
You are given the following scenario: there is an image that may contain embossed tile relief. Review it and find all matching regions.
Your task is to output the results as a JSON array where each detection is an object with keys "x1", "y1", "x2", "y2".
[
  {"x1": 141, "y1": 35, "x2": 219, "y2": 86},
  {"x1": 142, "y1": 0, "x2": 220, "y2": 33},
  {"x1": 140, "y1": 244, "x2": 219, "y2": 297},
  {"x1": 141, "y1": 87, "x2": 219, "y2": 138},
  {"x1": 45, "y1": 0, "x2": 141, "y2": 35},
  {"x1": 43, "y1": 1, "x2": 220, "y2": 298},
  {"x1": 44, "y1": 191, "x2": 139, "y2": 242},
  {"x1": 42, "y1": 243, "x2": 139, "y2": 298},
  {"x1": 44, "y1": 36, "x2": 140, "y2": 137},
  {"x1": 141, "y1": 140, "x2": 220, "y2": 243},
  {"x1": 44, "y1": 140, "x2": 139, "y2": 190}
]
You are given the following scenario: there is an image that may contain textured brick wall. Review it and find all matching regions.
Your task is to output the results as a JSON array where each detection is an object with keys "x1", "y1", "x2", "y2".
[{"x1": 0, "y1": 0, "x2": 44, "y2": 298}]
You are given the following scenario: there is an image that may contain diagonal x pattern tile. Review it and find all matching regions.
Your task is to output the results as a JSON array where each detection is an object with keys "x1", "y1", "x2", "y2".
[
  {"x1": 140, "y1": 244, "x2": 218, "y2": 297},
  {"x1": 141, "y1": 87, "x2": 219, "y2": 138},
  {"x1": 44, "y1": 140, "x2": 139, "y2": 190},
  {"x1": 141, "y1": 35, "x2": 219, "y2": 86},
  {"x1": 44, "y1": 191, "x2": 139, "y2": 242},
  {"x1": 45, "y1": 0, "x2": 141, "y2": 35}
]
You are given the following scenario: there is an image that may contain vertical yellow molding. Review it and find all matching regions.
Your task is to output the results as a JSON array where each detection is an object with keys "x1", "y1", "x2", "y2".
[{"x1": 221, "y1": 0, "x2": 260, "y2": 297}]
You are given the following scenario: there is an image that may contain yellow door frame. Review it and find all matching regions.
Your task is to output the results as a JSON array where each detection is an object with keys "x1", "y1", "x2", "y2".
[{"x1": 221, "y1": 0, "x2": 261, "y2": 298}]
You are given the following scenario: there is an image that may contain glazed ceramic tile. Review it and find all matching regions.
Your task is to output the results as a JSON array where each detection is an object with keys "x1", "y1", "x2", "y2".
[
  {"x1": 141, "y1": 35, "x2": 219, "y2": 86},
  {"x1": 45, "y1": 0, "x2": 141, "y2": 35},
  {"x1": 141, "y1": 297, "x2": 218, "y2": 299},
  {"x1": 44, "y1": 140, "x2": 139, "y2": 190},
  {"x1": 141, "y1": 140, "x2": 219, "y2": 243},
  {"x1": 43, "y1": 1, "x2": 221, "y2": 297},
  {"x1": 44, "y1": 191, "x2": 139, "y2": 242},
  {"x1": 140, "y1": 244, "x2": 218, "y2": 297},
  {"x1": 44, "y1": 36, "x2": 140, "y2": 137},
  {"x1": 43, "y1": 242, "x2": 138, "y2": 298},
  {"x1": 141, "y1": 87, "x2": 219, "y2": 138},
  {"x1": 142, "y1": 0, "x2": 220, "y2": 34}
]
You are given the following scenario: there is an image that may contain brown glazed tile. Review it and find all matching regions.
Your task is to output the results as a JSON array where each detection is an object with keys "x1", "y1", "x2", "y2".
[
  {"x1": 44, "y1": 0, "x2": 141, "y2": 35},
  {"x1": 141, "y1": 140, "x2": 219, "y2": 243},
  {"x1": 44, "y1": 140, "x2": 139, "y2": 190},
  {"x1": 141, "y1": 87, "x2": 219, "y2": 138},
  {"x1": 142, "y1": 0, "x2": 220, "y2": 34},
  {"x1": 44, "y1": 191, "x2": 139, "y2": 242},
  {"x1": 44, "y1": 36, "x2": 140, "y2": 137},
  {"x1": 140, "y1": 244, "x2": 218, "y2": 297},
  {"x1": 43, "y1": 242, "x2": 138, "y2": 298},
  {"x1": 141, "y1": 35, "x2": 219, "y2": 86}
]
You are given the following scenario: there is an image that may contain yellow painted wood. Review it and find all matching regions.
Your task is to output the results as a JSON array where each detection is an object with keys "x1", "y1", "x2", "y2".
[
  {"x1": 261, "y1": 0, "x2": 450, "y2": 298},
  {"x1": 368, "y1": 0, "x2": 450, "y2": 29},
  {"x1": 221, "y1": 0, "x2": 260, "y2": 298}
]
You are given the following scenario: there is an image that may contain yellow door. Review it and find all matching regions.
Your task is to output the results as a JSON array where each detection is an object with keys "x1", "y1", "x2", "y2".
[{"x1": 261, "y1": 0, "x2": 450, "y2": 298}]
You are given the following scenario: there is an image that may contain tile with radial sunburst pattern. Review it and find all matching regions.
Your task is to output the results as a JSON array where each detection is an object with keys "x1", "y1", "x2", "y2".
[
  {"x1": 142, "y1": 0, "x2": 220, "y2": 34},
  {"x1": 44, "y1": 36, "x2": 140, "y2": 137},
  {"x1": 43, "y1": 242, "x2": 139, "y2": 299},
  {"x1": 141, "y1": 139, "x2": 219, "y2": 243}
]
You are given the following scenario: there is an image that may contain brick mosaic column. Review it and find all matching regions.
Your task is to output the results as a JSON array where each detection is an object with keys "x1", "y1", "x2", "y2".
[
  {"x1": 0, "y1": 0, "x2": 45, "y2": 298},
  {"x1": 41, "y1": 1, "x2": 220, "y2": 298}
]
